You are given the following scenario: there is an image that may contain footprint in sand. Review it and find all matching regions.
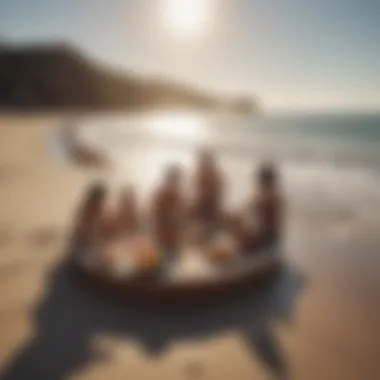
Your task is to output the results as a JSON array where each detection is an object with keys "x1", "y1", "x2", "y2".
[
  {"x1": 0, "y1": 229, "x2": 13, "y2": 247},
  {"x1": 184, "y1": 362, "x2": 206, "y2": 378},
  {"x1": 0, "y1": 164, "x2": 24, "y2": 181},
  {"x1": 29, "y1": 228, "x2": 64, "y2": 248}
]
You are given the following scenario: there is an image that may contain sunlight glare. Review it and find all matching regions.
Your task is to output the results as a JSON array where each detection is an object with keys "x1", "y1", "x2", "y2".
[
  {"x1": 163, "y1": 0, "x2": 209, "y2": 36},
  {"x1": 148, "y1": 113, "x2": 206, "y2": 138}
]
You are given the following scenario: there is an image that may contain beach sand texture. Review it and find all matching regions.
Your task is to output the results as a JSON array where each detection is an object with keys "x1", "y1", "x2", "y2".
[{"x1": 0, "y1": 116, "x2": 379, "y2": 380}]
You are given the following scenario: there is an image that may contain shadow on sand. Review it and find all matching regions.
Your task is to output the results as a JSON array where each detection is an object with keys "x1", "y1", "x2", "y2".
[{"x1": 0, "y1": 251, "x2": 306, "y2": 380}]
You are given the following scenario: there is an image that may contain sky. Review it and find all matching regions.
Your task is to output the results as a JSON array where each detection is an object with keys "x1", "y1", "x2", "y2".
[{"x1": 0, "y1": 0, "x2": 379, "y2": 111}]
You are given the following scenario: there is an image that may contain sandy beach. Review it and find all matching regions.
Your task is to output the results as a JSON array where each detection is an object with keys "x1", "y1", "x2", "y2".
[{"x1": 0, "y1": 116, "x2": 379, "y2": 380}]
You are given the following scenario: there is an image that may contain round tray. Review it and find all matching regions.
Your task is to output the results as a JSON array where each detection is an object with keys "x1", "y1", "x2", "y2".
[{"x1": 72, "y1": 247, "x2": 284, "y2": 299}]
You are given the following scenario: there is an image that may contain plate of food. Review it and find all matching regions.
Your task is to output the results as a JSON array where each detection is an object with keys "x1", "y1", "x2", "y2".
[
  {"x1": 206, "y1": 232, "x2": 240, "y2": 265},
  {"x1": 166, "y1": 246, "x2": 219, "y2": 283},
  {"x1": 130, "y1": 236, "x2": 163, "y2": 279}
]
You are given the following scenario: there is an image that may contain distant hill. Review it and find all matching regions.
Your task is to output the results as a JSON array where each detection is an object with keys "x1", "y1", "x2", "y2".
[{"x1": 0, "y1": 43, "x2": 258, "y2": 112}]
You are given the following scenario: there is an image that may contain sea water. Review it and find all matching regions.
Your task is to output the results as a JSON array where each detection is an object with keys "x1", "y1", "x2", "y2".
[{"x1": 70, "y1": 111, "x2": 380, "y2": 236}]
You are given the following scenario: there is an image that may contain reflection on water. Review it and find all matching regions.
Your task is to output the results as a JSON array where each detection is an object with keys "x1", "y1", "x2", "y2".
[{"x1": 145, "y1": 112, "x2": 208, "y2": 138}]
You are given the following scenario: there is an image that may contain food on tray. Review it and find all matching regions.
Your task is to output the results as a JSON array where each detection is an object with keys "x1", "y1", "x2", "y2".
[
  {"x1": 169, "y1": 247, "x2": 217, "y2": 280},
  {"x1": 208, "y1": 244, "x2": 231, "y2": 262},
  {"x1": 207, "y1": 233, "x2": 236, "y2": 263},
  {"x1": 134, "y1": 237, "x2": 160, "y2": 269}
]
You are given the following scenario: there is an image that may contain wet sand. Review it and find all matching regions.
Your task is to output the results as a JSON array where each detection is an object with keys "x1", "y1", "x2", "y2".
[{"x1": 0, "y1": 116, "x2": 379, "y2": 380}]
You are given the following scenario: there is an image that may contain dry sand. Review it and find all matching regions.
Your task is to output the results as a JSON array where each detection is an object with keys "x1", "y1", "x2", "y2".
[{"x1": 0, "y1": 116, "x2": 379, "y2": 380}]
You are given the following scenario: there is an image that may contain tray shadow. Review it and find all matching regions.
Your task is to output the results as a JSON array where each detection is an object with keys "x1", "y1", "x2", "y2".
[{"x1": 0, "y1": 251, "x2": 306, "y2": 380}]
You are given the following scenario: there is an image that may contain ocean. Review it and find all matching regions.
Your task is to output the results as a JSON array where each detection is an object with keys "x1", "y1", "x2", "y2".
[{"x1": 65, "y1": 111, "x2": 380, "y2": 237}]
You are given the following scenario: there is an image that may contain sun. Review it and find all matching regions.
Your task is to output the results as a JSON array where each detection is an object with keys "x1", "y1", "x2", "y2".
[{"x1": 163, "y1": 0, "x2": 209, "y2": 36}]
